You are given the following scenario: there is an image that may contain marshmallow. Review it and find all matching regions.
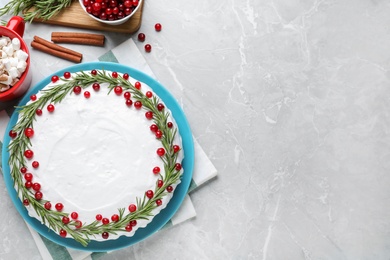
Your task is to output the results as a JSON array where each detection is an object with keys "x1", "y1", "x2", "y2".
[
  {"x1": 0, "y1": 37, "x2": 8, "y2": 47},
  {"x1": 9, "y1": 57, "x2": 18, "y2": 67},
  {"x1": 17, "y1": 60, "x2": 27, "y2": 73},
  {"x1": 0, "y1": 74, "x2": 12, "y2": 85},
  {"x1": 3, "y1": 45, "x2": 14, "y2": 57},
  {"x1": 0, "y1": 84, "x2": 10, "y2": 92},
  {"x1": 8, "y1": 67, "x2": 20, "y2": 79},
  {"x1": 1, "y1": 50, "x2": 7, "y2": 58},
  {"x1": 2, "y1": 58, "x2": 11, "y2": 70},
  {"x1": 15, "y1": 49, "x2": 28, "y2": 61},
  {"x1": 11, "y1": 38, "x2": 21, "y2": 51}
]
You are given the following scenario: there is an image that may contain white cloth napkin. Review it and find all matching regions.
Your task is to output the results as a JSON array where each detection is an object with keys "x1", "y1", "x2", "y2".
[{"x1": 0, "y1": 38, "x2": 217, "y2": 260}]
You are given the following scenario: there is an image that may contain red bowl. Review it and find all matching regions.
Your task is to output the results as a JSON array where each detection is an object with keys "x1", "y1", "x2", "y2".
[{"x1": 0, "y1": 16, "x2": 32, "y2": 102}]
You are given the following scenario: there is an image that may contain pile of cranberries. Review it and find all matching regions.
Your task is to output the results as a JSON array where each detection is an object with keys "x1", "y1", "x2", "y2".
[{"x1": 81, "y1": 0, "x2": 139, "y2": 21}]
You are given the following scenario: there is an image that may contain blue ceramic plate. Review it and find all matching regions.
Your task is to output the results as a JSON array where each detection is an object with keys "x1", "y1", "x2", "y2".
[{"x1": 1, "y1": 62, "x2": 194, "y2": 252}]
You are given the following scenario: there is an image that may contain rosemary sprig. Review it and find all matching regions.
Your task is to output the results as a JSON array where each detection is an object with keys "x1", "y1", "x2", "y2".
[
  {"x1": 0, "y1": 0, "x2": 73, "y2": 22},
  {"x1": 8, "y1": 69, "x2": 183, "y2": 246}
]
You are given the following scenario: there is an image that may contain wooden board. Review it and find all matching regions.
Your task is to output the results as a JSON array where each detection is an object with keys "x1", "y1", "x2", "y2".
[{"x1": 31, "y1": 1, "x2": 144, "y2": 34}]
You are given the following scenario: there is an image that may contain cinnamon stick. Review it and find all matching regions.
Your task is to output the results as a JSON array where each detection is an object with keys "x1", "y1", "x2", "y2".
[
  {"x1": 31, "y1": 36, "x2": 82, "y2": 63},
  {"x1": 51, "y1": 32, "x2": 105, "y2": 46},
  {"x1": 51, "y1": 36, "x2": 104, "y2": 46}
]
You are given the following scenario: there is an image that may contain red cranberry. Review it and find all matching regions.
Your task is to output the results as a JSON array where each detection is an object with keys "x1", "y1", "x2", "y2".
[
  {"x1": 144, "y1": 44, "x2": 152, "y2": 52},
  {"x1": 155, "y1": 23, "x2": 162, "y2": 31}
]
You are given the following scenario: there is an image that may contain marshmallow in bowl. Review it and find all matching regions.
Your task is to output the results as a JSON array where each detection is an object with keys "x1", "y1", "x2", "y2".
[
  {"x1": 15, "y1": 49, "x2": 28, "y2": 61},
  {"x1": 0, "y1": 37, "x2": 9, "y2": 47},
  {"x1": 12, "y1": 38, "x2": 21, "y2": 50},
  {"x1": 0, "y1": 36, "x2": 28, "y2": 92}
]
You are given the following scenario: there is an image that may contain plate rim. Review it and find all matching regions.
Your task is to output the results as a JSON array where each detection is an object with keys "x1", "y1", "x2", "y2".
[{"x1": 1, "y1": 61, "x2": 194, "y2": 251}]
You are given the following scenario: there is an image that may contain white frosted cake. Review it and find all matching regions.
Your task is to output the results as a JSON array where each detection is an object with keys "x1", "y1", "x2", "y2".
[{"x1": 7, "y1": 68, "x2": 184, "y2": 246}]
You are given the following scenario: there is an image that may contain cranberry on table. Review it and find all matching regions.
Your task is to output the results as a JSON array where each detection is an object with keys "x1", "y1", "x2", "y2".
[
  {"x1": 144, "y1": 44, "x2": 152, "y2": 53},
  {"x1": 137, "y1": 33, "x2": 145, "y2": 42},
  {"x1": 155, "y1": 23, "x2": 162, "y2": 31}
]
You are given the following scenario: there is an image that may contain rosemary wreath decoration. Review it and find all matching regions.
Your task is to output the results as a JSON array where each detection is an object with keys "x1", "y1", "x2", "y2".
[
  {"x1": 8, "y1": 69, "x2": 183, "y2": 246},
  {"x1": 0, "y1": 0, "x2": 73, "y2": 22}
]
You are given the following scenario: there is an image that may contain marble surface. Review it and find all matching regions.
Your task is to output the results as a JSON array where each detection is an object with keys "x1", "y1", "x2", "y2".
[{"x1": 1, "y1": 0, "x2": 390, "y2": 259}]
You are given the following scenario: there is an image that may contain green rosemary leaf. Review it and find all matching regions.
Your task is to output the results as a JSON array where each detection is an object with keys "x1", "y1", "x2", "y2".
[{"x1": 0, "y1": 0, "x2": 73, "y2": 22}]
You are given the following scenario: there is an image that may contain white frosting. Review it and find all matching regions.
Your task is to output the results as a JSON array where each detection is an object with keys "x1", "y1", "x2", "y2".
[{"x1": 13, "y1": 71, "x2": 183, "y2": 242}]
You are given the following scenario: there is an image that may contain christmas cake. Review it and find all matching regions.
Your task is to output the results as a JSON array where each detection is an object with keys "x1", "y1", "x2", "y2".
[{"x1": 7, "y1": 68, "x2": 184, "y2": 246}]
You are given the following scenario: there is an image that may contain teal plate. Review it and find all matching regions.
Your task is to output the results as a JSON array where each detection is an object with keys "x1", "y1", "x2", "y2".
[{"x1": 1, "y1": 62, "x2": 194, "y2": 252}]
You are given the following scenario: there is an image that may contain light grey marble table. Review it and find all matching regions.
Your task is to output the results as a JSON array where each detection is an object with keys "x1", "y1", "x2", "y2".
[{"x1": 1, "y1": 0, "x2": 390, "y2": 259}]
